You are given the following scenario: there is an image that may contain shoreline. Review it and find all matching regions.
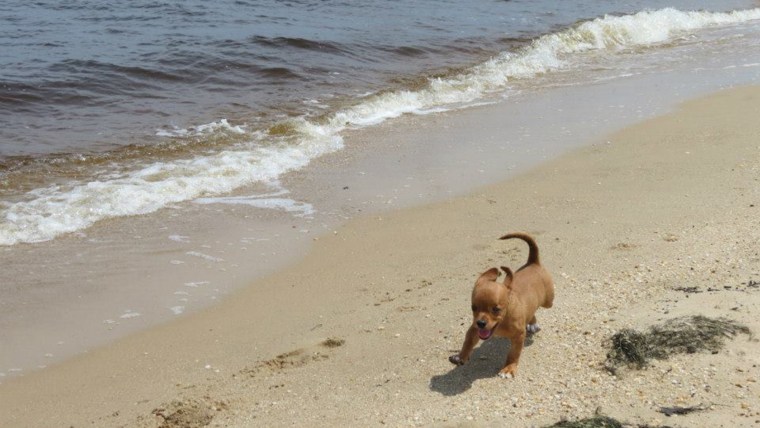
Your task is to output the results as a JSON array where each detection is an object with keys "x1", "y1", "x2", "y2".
[
  {"x1": 5, "y1": 43, "x2": 757, "y2": 378},
  {"x1": 3, "y1": 14, "x2": 760, "y2": 377},
  {"x1": 1, "y1": 85, "x2": 758, "y2": 427}
]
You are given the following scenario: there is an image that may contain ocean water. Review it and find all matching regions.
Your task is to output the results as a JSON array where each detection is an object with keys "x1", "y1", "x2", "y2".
[{"x1": 2, "y1": 0, "x2": 760, "y2": 246}]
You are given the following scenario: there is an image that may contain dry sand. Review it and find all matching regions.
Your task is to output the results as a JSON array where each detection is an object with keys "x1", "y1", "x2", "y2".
[{"x1": 1, "y1": 86, "x2": 759, "y2": 428}]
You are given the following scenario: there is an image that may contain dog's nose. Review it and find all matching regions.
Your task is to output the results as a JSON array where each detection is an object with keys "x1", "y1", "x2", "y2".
[{"x1": 476, "y1": 319, "x2": 487, "y2": 329}]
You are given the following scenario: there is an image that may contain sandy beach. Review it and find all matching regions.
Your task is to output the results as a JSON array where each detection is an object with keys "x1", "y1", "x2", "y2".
[{"x1": 1, "y1": 85, "x2": 759, "y2": 427}]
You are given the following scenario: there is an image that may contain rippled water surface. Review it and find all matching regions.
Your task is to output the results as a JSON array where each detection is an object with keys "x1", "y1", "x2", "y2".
[{"x1": 2, "y1": 0, "x2": 753, "y2": 155}]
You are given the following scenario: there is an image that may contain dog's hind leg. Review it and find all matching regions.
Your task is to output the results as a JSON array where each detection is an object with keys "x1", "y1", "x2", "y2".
[{"x1": 526, "y1": 315, "x2": 541, "y2": 335}]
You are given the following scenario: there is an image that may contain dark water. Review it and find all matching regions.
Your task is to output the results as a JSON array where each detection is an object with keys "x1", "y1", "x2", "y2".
[
  {"x1": 1, "y1": 0, "x2": 754, "y2": 156},
  {"x1": 1, "y1": 0, "x2": 759, "y2": 246}
]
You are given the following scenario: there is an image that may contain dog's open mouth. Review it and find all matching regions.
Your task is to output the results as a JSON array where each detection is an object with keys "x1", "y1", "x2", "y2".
[{"x1": 478, "y1": 327, "x2": 494, "y2": 340}]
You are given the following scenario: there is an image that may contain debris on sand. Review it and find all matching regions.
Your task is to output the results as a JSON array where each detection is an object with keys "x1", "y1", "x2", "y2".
[
  {"x1": 545, "y1": 414, "x2": 674, "y2": 428},
  {"x1": 657, "y1": 404, "x2": 706, "y2": 417},
  {"x1": 605, "y1": 315, "x2": 751, "y2": 372},
  {"x1": 321, "y1": 337, "x2": 346, "y2": 348},
  {"x1": 546, "y1": 415, "x2": 624, "y2": 428},
  {"x1": 153, "y1": 400, "x2": 215, "y2": 428}
]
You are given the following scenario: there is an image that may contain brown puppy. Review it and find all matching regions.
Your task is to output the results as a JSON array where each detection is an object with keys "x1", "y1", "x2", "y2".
[{"x1": 449, "y1": 232, "x2": 554, "y2": 378}]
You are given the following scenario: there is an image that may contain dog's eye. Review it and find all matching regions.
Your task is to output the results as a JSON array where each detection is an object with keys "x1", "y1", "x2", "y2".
[
  {"x1": 491, "y1": 307, "x2": 501, "y2": 314},
  {"x1": 471, "y1": 305, "x2": 477, "y2": 312}
]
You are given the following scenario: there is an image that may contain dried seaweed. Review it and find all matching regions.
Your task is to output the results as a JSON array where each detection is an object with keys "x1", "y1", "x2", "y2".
[
  {"x1": 605, "y1": 315, "x2": 751, "y2": 372},
  {"x1": 546, "y1": 416, "x2": 674, "y2": 428},
  {"x1": 658, "y1": 405, "x2": 705, "y2": 417},
  {"x1": 546, "y1": 416, "x2": 624, "y2": 428},
  {"x1": 321, "y1": 337, "x2": 346, "y2": 348}
]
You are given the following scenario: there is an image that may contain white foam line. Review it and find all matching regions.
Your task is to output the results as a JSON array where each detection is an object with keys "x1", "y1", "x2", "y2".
[
  {"x1": 119, "y1": 310, "x2": 140, "y2": 319},
  {"x1": 156, "y1": 119, "x2": 246, "y2": 138},
  {"x1": 184, "y1": 281, "x2": 210, "y2": 288},
  {"x1": 195, "y1": 195, "x2": 315, "y2": 218},
  {"x1": 185, "y1": 251, "x2": 224, "y2": 262}
]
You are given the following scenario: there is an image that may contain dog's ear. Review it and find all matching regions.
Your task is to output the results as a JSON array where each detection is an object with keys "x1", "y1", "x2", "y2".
[
  {"x1": 501, "y1": 266, "x2": 513, "y2": 286},
  {"x1": 477, "y1": 267, "x2": 500, "y2": 283}
]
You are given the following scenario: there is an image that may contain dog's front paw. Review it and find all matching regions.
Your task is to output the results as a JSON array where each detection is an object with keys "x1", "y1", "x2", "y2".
[
  {"x1": 449, "y1": 355, "x2": 465, "y2": 366},
  {"x1": 498, "y1": 364, "x2": 518, "y2": 379}
]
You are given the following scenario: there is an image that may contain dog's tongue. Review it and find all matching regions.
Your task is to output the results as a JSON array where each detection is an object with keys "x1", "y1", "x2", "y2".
[{"x1": 478, "y1": 328, "x2": 492, "y2": 340}]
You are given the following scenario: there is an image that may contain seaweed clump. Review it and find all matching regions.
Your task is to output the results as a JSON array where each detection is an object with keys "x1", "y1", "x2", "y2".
[
  {"x1": 605, "y1": 315, "x2": 751, "y2": 372},
  {"x1": 546, "y1": 416, "x2": 624, "y2": 428},
  {"x1": 546, "y1": 416, "x2": 673, "y2": 428}
]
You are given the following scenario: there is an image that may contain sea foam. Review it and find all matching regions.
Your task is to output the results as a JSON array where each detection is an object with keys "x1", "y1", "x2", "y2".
[
  {"x1": 0, "y1": 121, "x2": 341, "y2": 245},
  {"x1": 194, "y1": 191, "x2": 316, "y2": 218},
  {"x1": 1, "y1": 8, "x2": 758, "y2": 246}
]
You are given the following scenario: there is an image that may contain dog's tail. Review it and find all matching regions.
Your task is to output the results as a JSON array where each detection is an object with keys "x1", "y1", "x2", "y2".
[{"x1": 499, "y1": 232, "x2": 539, "y2": 265}]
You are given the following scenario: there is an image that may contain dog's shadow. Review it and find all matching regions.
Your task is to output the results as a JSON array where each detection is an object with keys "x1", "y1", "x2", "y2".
[{"x1": 429, "y1": 335, "x2": 534, "y2": 396}]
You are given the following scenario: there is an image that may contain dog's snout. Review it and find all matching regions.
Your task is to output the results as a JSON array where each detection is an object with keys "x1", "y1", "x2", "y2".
[{"x1": 476, "y1": 319, "x2": 487, "y2": 329}]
